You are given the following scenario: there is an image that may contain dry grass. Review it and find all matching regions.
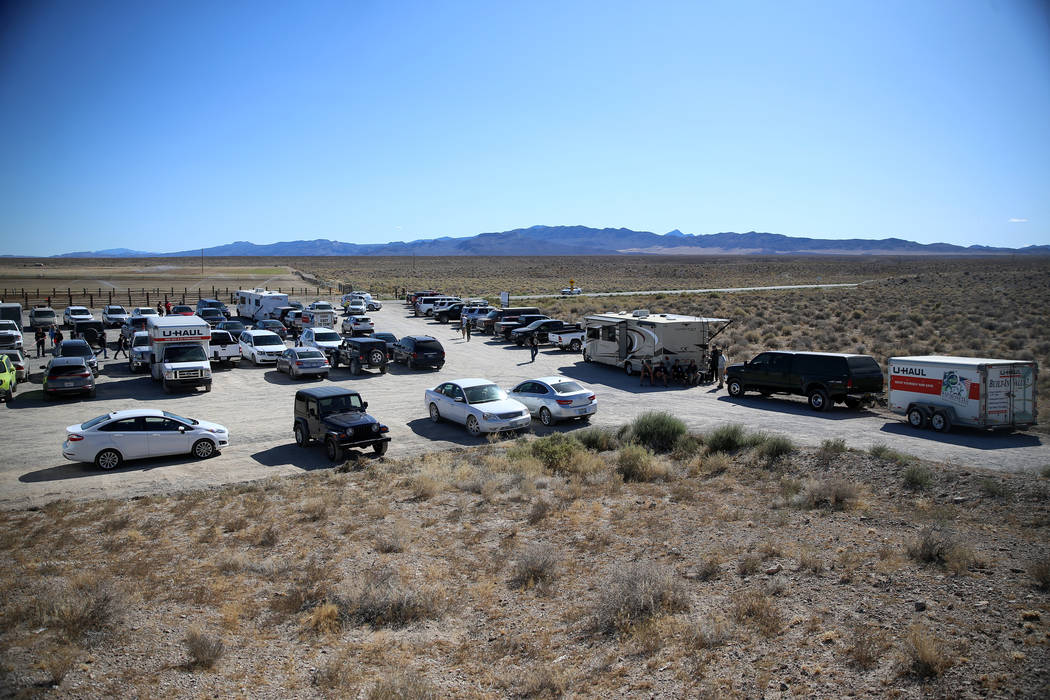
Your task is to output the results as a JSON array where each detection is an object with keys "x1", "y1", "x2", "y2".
[
  {"x1": 590, "y1": 563, "x2": 689, "y2": 635},
  {"x1": 904, "y1": 626, "x2": 953, "y2": 678},
  {"x1": 615, "y1": 444, "x2": 669, "y2": 482},
  {"x1": 509, "y1": 544, "x2": 559, "y2": 590},
  {"x1": 184, "y1": 628, "x2": 225, "y2": 670},
  {"x1": 731, "y1": 588, "x2": 781, "y2": 636}
]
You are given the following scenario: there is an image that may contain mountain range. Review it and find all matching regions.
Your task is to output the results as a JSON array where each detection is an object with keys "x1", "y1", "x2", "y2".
[{"x1": 53, "y1": 226, "x2": 1050, "y2": 258}]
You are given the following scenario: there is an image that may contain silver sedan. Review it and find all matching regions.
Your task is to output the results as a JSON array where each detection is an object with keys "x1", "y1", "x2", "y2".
[
  {"x1": 276, "y1": 347, "x2": 330, "y2": 380},
  {"x1": 508, "y1": 376, "x2": 598, "y2": 426}
]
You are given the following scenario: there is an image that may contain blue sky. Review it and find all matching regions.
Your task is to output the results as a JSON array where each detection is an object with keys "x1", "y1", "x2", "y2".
[{"x1": 1, "y1": 0, "x2": 1048, "y2": 255}]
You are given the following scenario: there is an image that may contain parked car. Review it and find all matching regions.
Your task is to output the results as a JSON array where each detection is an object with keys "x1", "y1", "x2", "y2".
[
  {"x1": 299, "y1": 328, "x2": 343, "y2": 361},
  {"x1": 0, "y1": 353, "x2": 17, "y2": 401},
  {"x1": 216, "y1": 320, "x2": 246, "y2": 335},
  {"x1": 561, "y1": 287, "x2": 583, "y2": 295},
  {"x1": 170, "y1": 305, "x2": 195, "y2": 316},
  {"x1": 434, "y1": 303, "x2": 464, "y2": 324},
  {"x1": 277, "y1": 346, "x2": 330, "y2": 379},
  {"x1": 372, "y1": 332, "x2": 398, "y2": 354},
  {"x1": 28, "y1": 306, "x2": 58, "y2": 329},
  {"x1": 120, "y1": 316, "x2": 150, "y2": 341},
  {"x1": 53, "y1": 339, "x2": 98, "y2": 375},
  {"x1": 334, "y1": 337, "x2": 389, "y2": 375},
  {"x1": 510, "y1": 319, "x2": 578, "y2": 346},
  {"x1": 0, "y1": 348, "x2": 28, "y2": 382},
  {"x1": 725, "y1": 351, "x2": 885, "y2": 411},
  {"x1": 207, "y1": 329, "x2": 241, "y2": 366},
  {"x1": 71, "y1": 319, "x2": 107, "y2": 351},
  {"x1": 102, "y1": 305, "x2": 130, "y2": 328},
  {"x1": 131, "y1": 306, "x2": 158, "y2": 318},
  {"x1": 461, "y1": 305, "x2": 494, "y2": 329},
  {"x1": 475, "y1": 307, "x2": 541, "y2": 335},
  {"x1": 63, "y1": 306, "x2": 93, "y2": 328},
  {"x1": 549, "y1": 327, "x2": 585, "y2": 352},
  {"x1": 128, "y1": 331, "x2": 152, "y2": 372},
  {"x1": 238, "y1": 329, "x2": 286, "y2": 364},
  {"x1": 509, "y1": 376, "x2": 597, "y2": 425},
  {"x1": 392, "y1": 335, "x2": 445, "y2": 370},
  {"x1": 0, "y1": 319, "x2": 23, "y2": 349},
  {"x1": 63, "y1": 408, "x2": 229, "y2": 470},
  {"x1": 254, "y1": 319, "x2": 288, "y2": 339},
  {"x1": 424, "y1": 379, "x2": 531, "y2": 435},
  {"x1": 195, "y1": 298, "x2": 230, "y2": 318},
  {"x1": 340, "y1": 314, "x2": 374, "y2": 336},
  {"x1": 343, "y1": 299, "x2": 367, "y2": 316},
  {"x1": 495, "y1": 314, "x2": 549, "y2": 341},
  {"x1": 42, "y1": 356, "x2": 95, "y2": 399},
  {"x1": 292, "y1": 386, "x2": 390, "y2": 460},
  {"x1": 198, "y1": 307, "x2": 226, "y2": 327}
]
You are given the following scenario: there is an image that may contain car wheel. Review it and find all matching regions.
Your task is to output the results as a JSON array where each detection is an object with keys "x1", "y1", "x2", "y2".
[
  {"x1": 369, "y1": 349, "x2": 385, "y2": 365},
  {"x1": 931, "y1": 411, "x2": 952, "y2": 433},
  {"x1": 429, "y1": 403, "x2": 441, "y2": 423},
  {"x1": 350, "y1": 359, "x2": 361, "y2": 376},
  {"x1": 87, "y1": 387, "x2": 96, "y2": 398},
  {"x1": 162, "y1": 378, "x2": 171, "y2": 394},
  {"x1": 515, "y1": 338, "x2": 524, "y2": 346},
  {"x1": 907, "y1": 408, "x2": 926, "y2": 429},
  {"x1": 466, "y1": 415, "x2": 482, "y2": 436},
  {"x1": 373, "y1": 441, "x2": 388, "y2": 456},
  {"x1": 808, "y1": 388, "x2": 829, "y2": 412},
  {"x1": 95, "y1": 449, "x2": 122, "y2": 470},
  {"x1": 569, "y1": 339, "x2": 582, "y2": 352},
  {"x1": 294, "y1": 423, "x2": 309, "y2": 447},
  {"x1": 539, "y1": 407, "x2": 554, "y2": 426},
  {"x1": 325, "y1": 437, "x2": 342, "y2": 462},
  {"x1": 192, "y1": 439, "x2": 216, "y2": 459},
  {"x1": 727, "y1": 378, "x2": 744, "y2": 397},
  {"x1": 623, "y1": 362, "x2": 634, "y2": 376}
]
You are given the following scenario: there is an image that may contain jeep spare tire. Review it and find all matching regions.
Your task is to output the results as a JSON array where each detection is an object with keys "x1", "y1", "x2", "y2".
[{"x1": 369, "y1": 349, "x2": 385, "y2": 365}]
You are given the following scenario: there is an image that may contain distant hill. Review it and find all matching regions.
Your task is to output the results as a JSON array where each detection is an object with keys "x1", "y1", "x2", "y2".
[{"x1": 51, "y1": 226, "x2": 1050, "y2": 257}]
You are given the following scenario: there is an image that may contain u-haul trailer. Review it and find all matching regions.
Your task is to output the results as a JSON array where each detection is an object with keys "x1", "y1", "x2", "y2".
[
  {"x1": 236, "y1": 288, "x2": 290, "y2": 321},
  {"x1": 888, "y1": 355, "x2": 1037, "y2": 432},
  {"x1": 582, "y1": 310, "x2": 731, "y2": 376}
]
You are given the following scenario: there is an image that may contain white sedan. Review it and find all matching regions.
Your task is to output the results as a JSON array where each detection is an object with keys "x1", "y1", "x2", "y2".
[
  {"x1": 424, "y1": 378, "x2": 531, "y2": 435},
  {"x1": 63, "y1": 409, "x2": 230, "y2": 470},
  {"x1": 509, "y1": 376, "x2": 597, "y2": 425}
]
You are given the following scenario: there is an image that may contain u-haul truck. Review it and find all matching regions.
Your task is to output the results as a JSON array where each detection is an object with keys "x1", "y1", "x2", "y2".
[
  {"x1": 147, "y1": 315, "x2": 212, "y2": 394},
  {"x1": 888, "y1": 355, "x2": 1037, "y2": 432}
]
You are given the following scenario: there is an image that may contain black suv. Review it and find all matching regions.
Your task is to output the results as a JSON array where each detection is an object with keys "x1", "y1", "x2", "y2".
[
  {"x1": 71, "y1": 319, "x2": 107, "y2": 351},
  {"x1": 333, "y1": 337, "x2": 389, "y2": 375},
  {"x1": 392, "y1": 335, "x2": 445, "y2": 370},
  {"x1": 725, "y1": 351, "x2": 884, "y2": 411},
  {"x1": 510, "y1": 318, "x2": 577, "y2": 346},
  {"x1": 475, "y1": 307, "x2": 541, "y2": 335},
  {"x1": 293, "y1": 386, "x2": 390, "y2": 461}
]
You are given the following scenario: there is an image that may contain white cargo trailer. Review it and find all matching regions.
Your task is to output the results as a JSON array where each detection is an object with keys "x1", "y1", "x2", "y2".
[
  {"x1": 237, "y1": 288, "x2": 290, "y2": 321},
  {"x1": 888, "y1": 355, "x2": 1037, "y2": 432}
]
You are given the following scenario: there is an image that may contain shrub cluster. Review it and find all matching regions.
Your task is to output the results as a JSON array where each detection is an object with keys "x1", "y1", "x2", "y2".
[{"x1": 590, "y1": 563, "x2": 689, "y2": 634}]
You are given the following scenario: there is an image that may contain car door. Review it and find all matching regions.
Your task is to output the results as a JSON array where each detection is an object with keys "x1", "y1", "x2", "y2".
[
  {"x1": 97, "y1": 417, "x2": 149, "y2": 460},
  {"x1": 144, "y1": 416, "x2": 189, "y2": 457},
  {"x1": 444, "y1": 383, "x2": 468, "y2": 423},
  {"x1": 743, "y1": 352, "x2": 773, "y2": 388},
  {"x1": 511, "y1": 381, "x2": 539, "y2": 413},
  {"x1": 767, "y1": 353, "x2": 793, "y2": 391},
  {"x1": 306, "y1": 397, "x2": 322, "y2": 437}
]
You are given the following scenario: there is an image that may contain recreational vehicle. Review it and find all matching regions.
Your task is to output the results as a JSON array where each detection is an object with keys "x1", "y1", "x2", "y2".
[
  {"x1": 236, "y1": 288, "x2": 290, "y2": 321},
  {"x1": 582, "y1": 310, "x2": 731, "y2": 375}
]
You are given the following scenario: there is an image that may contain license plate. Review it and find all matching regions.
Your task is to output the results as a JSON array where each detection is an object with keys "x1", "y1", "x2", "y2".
[{"x1": 576, "y1": 406, "x2": 593, "y2": 415}]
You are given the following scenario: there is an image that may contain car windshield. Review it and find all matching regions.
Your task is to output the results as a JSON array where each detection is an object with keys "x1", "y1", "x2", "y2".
[
  {"x1": 106, "y1": 306, "x2": 125, "y2": 314},
  {"x1": 464, "y1": 384, "x2": 506, "y2": 404},
  {"x1": 296, "y1": 349, "x2": 324, "y2": 359},
  {"x1": 312, "y1": 302, "x2": 333, "y2": 310},
  {"x1": 62, "y1": 343, "x2": 92, "y2": 357},
  {"x1": 210, "y1": 331, "x2": 232, "y2": 343},
  {"x1": 132, "y1": 335, "x2": 150, "y2": 347},
  {"x1": 551, "y1": 381, "x2": 584, "y2": 393},
  {"x1": 374, "y1": 333, "x2": 396, "y2": 342},
  {"x1": 255, "y1": 334, "x2": 284, "y2": 347},
  {"x1": 165, "y1": 345, "x2": 207, "y2": 363},
  {"x1": 81, "y1": 414, "x2": 111, "y2": 429},
  {"x1": 319, "y1": 393, "x2": 362, "y2": 414},
  {"x1": 173, "y1": 306, "x2": 192, "y2": 312},
  {"x1": 222, "y1": 322, "x2": 244, "y2": 331},
  {"x1": 162, "y1": 410, "x2": 198, "y2": 425},
  {"x1": 201, "y1": 301, "x2": 221, "y2": 308},
  {"x1": 35, "y1": 310, "x2": 56, "y2": 319},
  {"x1": 201, "y1": 309, "x2": 221, "y2": 317},
  {"x1": 69, "y1": 308, "x2": 89, "y2": 314},
  {"x1": 354, "y1": 317, "x2": 370, "y2": 323},
  {"x1": 484, "y1": 310, "x2": 499, "y2": 319},
  {"x1": 313, "y1": 331, "x2": 340, "y2": 342},
  {"x1": 0, "y1": 321, "x2": 17, "y2": 331},
  {"x1": 137, "y1": 309, "x2": 157, "y2": 315}
]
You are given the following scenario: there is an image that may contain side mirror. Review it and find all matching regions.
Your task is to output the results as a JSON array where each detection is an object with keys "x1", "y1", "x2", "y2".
[
  {"x1": 455, "y1": 396, "x2": 465, "y2": 403},
  {"x1": 362, "y1": 401, "x2": 368, "y2": 409},
  {"x1": 178, "y1": 425, "x2": 186, "y2": 433}
]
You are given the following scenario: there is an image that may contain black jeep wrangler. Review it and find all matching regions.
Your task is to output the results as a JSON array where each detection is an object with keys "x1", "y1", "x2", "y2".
[
  {"x1": 71, "y1": 319, "x2": 107, "y2": 351},
  {"x1": 725, "y1": 351, "x2": 884, "y2": 411},
  {"x1": 293, "y1": 386, "x2": 390, "y2": 461},
  {"x1": 333, "y1": 337, "x2": 389, "y2": 375}
]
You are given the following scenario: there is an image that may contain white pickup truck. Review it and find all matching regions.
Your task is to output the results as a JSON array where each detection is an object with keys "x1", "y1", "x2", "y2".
[
  {"x1": 549, "y1": 328, "x2": 585, "y2": 352},
  {"x1": 208, "y1": 329, "x2": 241, "y2": 366}
]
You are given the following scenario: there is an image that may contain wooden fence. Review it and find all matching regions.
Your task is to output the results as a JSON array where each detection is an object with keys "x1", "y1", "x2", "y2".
[{"x1": 1, "y1": 286, "x2": 338, "y2": 310}]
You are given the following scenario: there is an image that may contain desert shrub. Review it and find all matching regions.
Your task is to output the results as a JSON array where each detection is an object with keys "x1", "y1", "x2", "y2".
[
  {"x1": 755, "y1": 435, "x2": 795, "y2": 465},
  {"x1": 374, "y1": 525, "x2": 408, "y2": 554},
  {"x1": 1028, "y1": 557, "x2": 1050, "y2": 591},
  {"x1": 689, "y1": 616, "x2": 731, "y2": 649},
  {"x1": 1042, "y1": 465, "x2": 1050, "y2": 478},
  {"x1": 305, "y1": 602, "x2": 341, "y2": 635},
  {"x1": 979, "y1": 478, "x2": 1010, "y2": 499},
  {"x1": 671, "y1": 433, "x2": 704, "y2": 460},
  {"x1": 32, "y1": 576, "x2": 117, "y2": 643},
  {"x1": 253, "y1": 524, "x2": 279, "y2": 547},
  {"x1": 526, "y1": 432, "x2": 584, "y2": 472},
  {"x1": 818, "y1": 438, "x2": 847, "y2": 457},
  {"x1": 368, "y1": 671, "x2": 438, "y2": 700},
  {"x1": 902, "y1": 464, "x2": 933, "y2": 490},
  {"x1": 731, "y1": 589, "x2": 780, "y2": 635},
  {"x1": 847, "y1": 624, "x2": 889, "y2": 669},
  {"x1": 792, "y1": 479, "x2": 857, "y2": 511},
  {"x1": 737, "y1": 554, "x2": 762, "y2": 577},
  {"x1": 904, "y1": 626, "x2": 953, "y2": 678},
  {"x1": 697, "y1": 556, "x2": 721, "y2": 581},
  {"x1": 340, "y1": 567, "x2": 441, "y2": 628},
  {"x1": 627, "y1": 411, "x2": 687, "y2": 453},
  {"x1": 870, "y1": 443, "x2": 910, "y2": 466},
  {"x1": 616, "y1": 444, "x2": 668, "y2": 482},
  {"x1": 411, "y1": 475, "x2": 441, "y2": 501},
  {"x1": 576, "y1": 426, "x2": 620, "y2": 451},
  {"x1": 509, "y1": 544, "x2": 558, "y2": 590},
  {"x1": 590, "y1": 563, "x2": 689, "y2": 634},
  {"x1": 514, "y1": 667, "x2": 566, "y2": 698},
  {"x1": 528, "y1": 498, "x2": 553, "y2": 525},
  {"x1": 906, "y1": 527, "x2": 974, "y2": 572},
  {"x1": 184, "y1": 628, "x2": 224, "y2": 669},
  {"x1": 699, "y1": 451, "x2": 732, "y2": 477},
  {"x1": 705, "y1": 424, "x2": 748, "y2": 453}
]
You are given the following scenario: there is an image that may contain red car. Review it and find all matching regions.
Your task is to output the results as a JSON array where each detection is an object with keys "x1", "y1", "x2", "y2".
[{"x1": 171, "y1": 305, "x2": 195, "y2": 316}]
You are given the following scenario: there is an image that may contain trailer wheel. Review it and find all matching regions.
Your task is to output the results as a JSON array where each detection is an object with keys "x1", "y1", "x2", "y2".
[
  {"x1": 930, "y1": 411, "x2": 952, "y2": 433},
  {"x1": 907, "y1": 408, "x2": 927, "y2": 429}
]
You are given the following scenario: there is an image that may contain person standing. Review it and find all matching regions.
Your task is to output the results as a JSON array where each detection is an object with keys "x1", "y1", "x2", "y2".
[
  {"x1": 465, "y1": 321, "x2": 471, "y2": 342},
  {"x1": 35, "y1": 328, "x2": 46, "y2": 357},
  {"x1": 164, "y1": 300, "x2": 172, "y2": 315},
  {"x1": 640, "y1": 359, "x2": 653, "y2": 386},
  {"x1": 53, "y1": 327, "x2": 64, "y2": 346},
  {"x1": 157, "y1": 302, "x2": 164, "y2": 316},
  {"x1": 717, "y1": 347, "x2": 728, "y2": 389},
  {"x1": 529, "y1": 334, "x2": 539, "y2": 362},
  {"x1": 114, "y1": 332, "x2": 128, "y2": 359},
  {"x1": 708, "y1": 347, "x2": 719, "y2": 385},
  {"x1": 461, "y1": 321, "x2": 466, "y2": 340}
]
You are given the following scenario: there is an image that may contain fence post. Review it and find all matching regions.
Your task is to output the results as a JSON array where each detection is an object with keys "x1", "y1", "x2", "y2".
[{"x1": 89, "y1": 294, "x2": 93, "y2": 307}]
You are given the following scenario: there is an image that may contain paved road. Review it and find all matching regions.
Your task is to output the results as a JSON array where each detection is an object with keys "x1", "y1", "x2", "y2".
[
  {"x1": 512, "y1": 282, "x2": 862, "y2": 300},
  {"x1": 2, "y1": 305, "x2": 1045, "y2": 509}
]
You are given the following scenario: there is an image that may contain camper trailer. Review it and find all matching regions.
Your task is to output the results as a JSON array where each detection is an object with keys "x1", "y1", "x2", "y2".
[
  {"x1": 582, "y1": 310, "x2": 731, "y2": 375},
  {"x1": 237, "y1": 288, "x2": 290, "y2": 321}
]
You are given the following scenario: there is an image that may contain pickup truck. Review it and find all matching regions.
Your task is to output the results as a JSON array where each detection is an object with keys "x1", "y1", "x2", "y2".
[
  {"x1": 494, "y1": 314, "x2": 548, "y2": 341},
  {"x1": 510, "y1": 319, "x2": 579, "y2": 346},
  {"x1": 208, "y1": 329, "x2": 241, "y2": 366},
  {"x1": 549, "y1": 328, "x2": 585, "y2": 352}
]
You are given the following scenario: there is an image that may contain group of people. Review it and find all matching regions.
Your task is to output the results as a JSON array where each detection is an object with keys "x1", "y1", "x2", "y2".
[
  {"x1": 33, "y1": 323, "x2": 130, "y2": 360},
  {"x1": 639, "y1": 346, "x2": 727, "y2": 388}
]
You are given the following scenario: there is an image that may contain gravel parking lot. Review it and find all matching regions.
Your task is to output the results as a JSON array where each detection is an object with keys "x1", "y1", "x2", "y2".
[{"x1": 2, "y1": 304, "x2": 1046, "y2": 509}]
